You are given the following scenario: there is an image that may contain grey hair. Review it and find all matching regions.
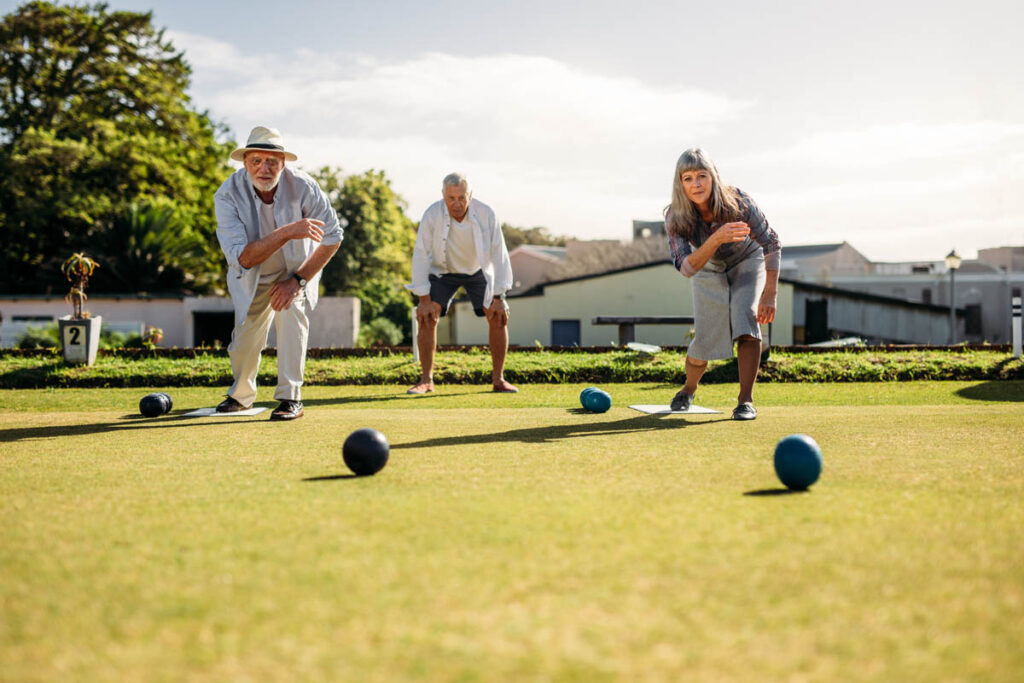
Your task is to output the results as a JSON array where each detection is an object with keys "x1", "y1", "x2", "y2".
[
  {"x1": 442, "y1": 172, "x2": 471, "y2": 195},
  {"x1": 666, "y1": 148, "x2": 741, "y2": 240}
]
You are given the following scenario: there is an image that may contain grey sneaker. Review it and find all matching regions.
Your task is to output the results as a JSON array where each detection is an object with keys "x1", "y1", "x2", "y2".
[
  {"x1": 670, "y1": 389, "x2": 693, "y2": 411},
  {"x1": 732, "y1": 402, "x2": 757, "y2": 421}
]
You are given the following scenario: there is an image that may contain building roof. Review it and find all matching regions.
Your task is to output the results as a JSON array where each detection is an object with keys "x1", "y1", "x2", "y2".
[{"x1": 509, "y1": 244, "x2": 568, "y2": 262}]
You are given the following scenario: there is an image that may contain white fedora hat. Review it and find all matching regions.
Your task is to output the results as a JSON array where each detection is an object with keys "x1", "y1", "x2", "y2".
[{"x1": 230, "y1": 126, "x2": 298, "y2": 162}]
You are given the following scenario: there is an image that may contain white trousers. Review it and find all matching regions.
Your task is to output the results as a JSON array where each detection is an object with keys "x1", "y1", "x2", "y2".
[{"x1": 227, "y1": 282, "x2": 309, "y2": 405}]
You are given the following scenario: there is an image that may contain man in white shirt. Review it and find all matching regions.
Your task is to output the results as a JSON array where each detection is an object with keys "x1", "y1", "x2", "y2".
[
  {"x1": 407, "y1": 173, "x2": 516, "y2": 394},
  {"x1": 213, "y1": 126, "x2": 343, "y2": 420}
]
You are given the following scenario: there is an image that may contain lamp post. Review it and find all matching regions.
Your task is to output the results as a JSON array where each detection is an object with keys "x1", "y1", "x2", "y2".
[{"x1": 945, "y1": 249, "x2": 962, "y2": 344}]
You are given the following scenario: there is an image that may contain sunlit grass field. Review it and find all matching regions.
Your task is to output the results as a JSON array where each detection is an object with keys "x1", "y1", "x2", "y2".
[{"x1": 2, "y1": 381, "x2": 1022, "y2": 681}]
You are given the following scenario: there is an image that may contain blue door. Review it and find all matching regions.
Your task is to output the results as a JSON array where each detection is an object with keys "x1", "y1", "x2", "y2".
[{"x1": 551, "y1": 319, "x2": 581, "y2": 347}]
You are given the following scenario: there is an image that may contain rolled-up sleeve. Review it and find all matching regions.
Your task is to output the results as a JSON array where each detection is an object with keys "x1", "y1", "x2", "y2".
[
  {"x1": 214, "y1": 189, "x2": 252, "y2": 274},
  {"x1": 668, "y1": 229, "x2": 697, "y2": 278},
  {"x1": 304, "y1": 180, "x2": 343, "y2": 246},
  {"x1": 489, "y1": 211, "x2": 513, "y2": 295},
  {"x1": 407, "y1": 208, "x2": 436, "y2": 296},
  {"x1": 744, "y1": 197, "x2": 781, "y2": 270}
]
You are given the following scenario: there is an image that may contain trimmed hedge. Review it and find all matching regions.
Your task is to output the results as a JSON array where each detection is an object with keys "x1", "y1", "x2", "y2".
[{"x1": 1, "y1": 346, "x2": 1021, "y2": 389}]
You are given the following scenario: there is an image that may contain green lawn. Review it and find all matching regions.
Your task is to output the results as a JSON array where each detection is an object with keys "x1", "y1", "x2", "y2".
[{"x1": 2, "y1": 382, "x2": 1022, "y2": 681}]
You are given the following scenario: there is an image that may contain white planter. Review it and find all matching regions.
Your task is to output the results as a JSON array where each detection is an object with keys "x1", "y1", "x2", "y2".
[{"x1": 59, "y1": 315, "x2": 102, "y2": 365}]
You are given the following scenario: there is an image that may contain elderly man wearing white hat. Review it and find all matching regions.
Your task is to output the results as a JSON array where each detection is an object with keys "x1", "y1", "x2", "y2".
[{"x1": 213, "y1": 126, "x2": 343, "y2": 420}]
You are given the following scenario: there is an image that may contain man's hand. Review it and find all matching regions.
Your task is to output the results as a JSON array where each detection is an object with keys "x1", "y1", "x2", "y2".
[
  {"x1": 416, "y1": 299, "x2": 442, "y2": 326},
  {"x1": 269, "y1": 277, "x2": 301, "y2": 311},
  {"x1": 280, "y1": 218, "x2": 325, "y2": 242},
  {"x1": 757, "y1": 288, "x2": 777, "y2": 324},
  {"x1": 485, "y1": 298, "x2": 509, "y2": 326}
]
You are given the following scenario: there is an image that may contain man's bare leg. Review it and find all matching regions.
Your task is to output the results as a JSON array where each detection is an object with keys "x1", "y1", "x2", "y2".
[
  {"x1": 408, "y1": 315, "x2": 437, "y2": 394},
  {"x1": 487, "y1": 303, "x2": 517, "y2": 392}
]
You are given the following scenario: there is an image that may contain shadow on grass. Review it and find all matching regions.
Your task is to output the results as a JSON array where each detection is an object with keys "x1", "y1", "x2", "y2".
[
  {"x1": 955, "y1": 380, "x2": 1024, "y2": 402},
  {"x1": 0, "y1": 409, "x2": 277, "y2": 443},
  {"x1": 302, "y1": 474, "x2": 361, "y2": 482},
  {"x1": 299, "y1": 388, "x2": 502, "y2": 408},
  {"x1": 393, "y1": 413, "x2": 728, "y2": 450},
  {"x1": 743, "y1": 488, "x2": 808, "y2": 496}
]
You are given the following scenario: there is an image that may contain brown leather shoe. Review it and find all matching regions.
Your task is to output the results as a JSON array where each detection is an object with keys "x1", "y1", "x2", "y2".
[
  {"x1": 216, "y1": 396, "x2": 251, "y2": 413},
  {"x1": 270, "y1": 400, "x2": 304, "y2": 421}
]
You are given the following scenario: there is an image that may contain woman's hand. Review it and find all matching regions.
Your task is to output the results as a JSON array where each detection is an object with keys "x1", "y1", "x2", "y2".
[
  {"x1": 713, "y1": 222, "x2": 750, "y2": 246},
  {"x1": 757, "y1": 288, "x2": 777, "y2": 324}
]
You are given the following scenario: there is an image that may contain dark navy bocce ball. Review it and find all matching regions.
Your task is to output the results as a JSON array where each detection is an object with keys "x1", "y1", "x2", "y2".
[
  {"x1": 773, "y1": 434, "x2": 823, "y2": 490},
  {"x1": 343, "y1": 428, "x2": 391, "y2": 476},
  {"x1": 139, "y1": 393, "x2": 168, "y2": 417}
]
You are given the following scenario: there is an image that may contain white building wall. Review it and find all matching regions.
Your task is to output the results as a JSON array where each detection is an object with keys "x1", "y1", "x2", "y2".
[
  {"x1": 451, "y1": 263, "x2": 794, "y2": 347},
  {"x1": 0, "y1": 296, "x2": 360, "y2": 348}
]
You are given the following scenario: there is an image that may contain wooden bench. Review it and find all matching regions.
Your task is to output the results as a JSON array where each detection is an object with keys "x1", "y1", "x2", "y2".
[
  {"x1": 591, "y1": 316, "x2": 773, "y2": 361},
  {"x1": 591, "y1": 316, "x2": 695, "y2": 345}
]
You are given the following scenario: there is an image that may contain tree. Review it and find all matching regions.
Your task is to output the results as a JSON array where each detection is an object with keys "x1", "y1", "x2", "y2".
[
  {"x1": 501, "y1": 224, "x2": 568, "y2": 251},
  {"x1": 312, "y1": 167, "x2": 417, "y2": 342},
  {"x1": 0, "y1": 1, "x2": 233, "y2": 294},
  {"x1": 88, "y1": 201, "x2": 214, "y2": 293}
]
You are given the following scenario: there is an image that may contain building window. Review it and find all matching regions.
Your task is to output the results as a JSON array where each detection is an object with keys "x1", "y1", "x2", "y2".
[
  {"x1": 193, "y1": 311, "x2": 235, "y2": 347},
  {"x1": 921, "y1": 289, "x2": 932, "y2": 304},
  {"x1": 1013, "y1": 287, "x2": 1022, "y2": 299},
  {"x1": 551, "y1": 320, "x2": 581, "y2": 347},
  {"x1": 964, "y1": 304, "x2": 982, "y2": 336}
]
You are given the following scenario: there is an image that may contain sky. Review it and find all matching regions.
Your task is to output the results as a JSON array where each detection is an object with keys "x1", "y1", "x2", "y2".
[{"x1": 5, "y1": 0, "x2": 1023, "y2": 262}]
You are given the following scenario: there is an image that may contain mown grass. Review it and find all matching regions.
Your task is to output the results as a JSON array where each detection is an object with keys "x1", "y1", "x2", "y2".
[
  {"x1": 2, "y1": 347, "x2": 1022, "y2": 388},
  {"x1": 1, "y1": 382, "x2": 1022, "y2": 681}
]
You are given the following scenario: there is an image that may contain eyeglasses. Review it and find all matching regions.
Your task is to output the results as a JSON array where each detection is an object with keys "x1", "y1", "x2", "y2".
[{"x1": 246, "y1": 156, "x2": 283, "y2": 171}]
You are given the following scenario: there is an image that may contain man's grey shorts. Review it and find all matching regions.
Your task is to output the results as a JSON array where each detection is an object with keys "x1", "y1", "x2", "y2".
[{"x1": 429, "y1": 270, "x2": 488, "y2": 317}]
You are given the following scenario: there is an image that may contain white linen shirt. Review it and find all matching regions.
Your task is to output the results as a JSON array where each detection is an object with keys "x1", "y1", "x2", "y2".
[
  {"x1": 407, "y1": 197, "x2": 513, "y2": 309},
  {"x1": 214, "y1": 166, "x2": 343, "y2": 327}
]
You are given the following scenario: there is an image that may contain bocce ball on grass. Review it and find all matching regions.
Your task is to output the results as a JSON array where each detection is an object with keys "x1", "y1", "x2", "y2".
[
  {"x1": 774, "y1": 434, "x2": 823, "y2": 490},
  {"x1": 579, "y1": 387, "x2": 599, "y2": 407},
  {"x1": 343, "y1": 428, "x2": 390, "y2": 476},
  {"x1": 582, "y1": 388, "x2": 612, "y2": 413},
  {"x1": 138, "y1": 392, "x2": 170, "y2": 417}
]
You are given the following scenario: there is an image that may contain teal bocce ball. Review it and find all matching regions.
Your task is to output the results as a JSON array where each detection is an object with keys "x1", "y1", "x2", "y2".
[
  {"x1": 584, "y1": 389, "x2": 612, "y2": 413},
  {"x1": 580, "y1": 387, "x2": 599, "y2": 408},
  {"x1": 774, "y1": 434, "x2": 823, "y2": 490}
]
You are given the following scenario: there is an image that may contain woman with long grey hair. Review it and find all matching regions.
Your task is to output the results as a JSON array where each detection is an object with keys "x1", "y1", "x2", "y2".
[{"x1": 665, "y1": 148, "x2": 781, "y2": 420}]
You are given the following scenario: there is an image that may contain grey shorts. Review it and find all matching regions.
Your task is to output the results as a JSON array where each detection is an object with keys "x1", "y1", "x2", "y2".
[
  {"x1": 687, "y1": 253, "x2": 766, "y2": 361},
  {"x1": 429, "y1": 270, "x2": 488, "y2": 317}
]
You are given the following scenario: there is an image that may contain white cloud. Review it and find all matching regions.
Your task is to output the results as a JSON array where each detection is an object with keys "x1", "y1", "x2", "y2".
[
  {"x1": 171, "y1": 31, "x2": 748, "y2": 233},
  {"x1": 170, "y1": 31, "x2": 1024, "y2": 259}
]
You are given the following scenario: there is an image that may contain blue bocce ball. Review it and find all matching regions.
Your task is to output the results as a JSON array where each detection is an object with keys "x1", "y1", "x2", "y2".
[{"x1": 773, "y1": 434, "x2": 823, "y2": 490}]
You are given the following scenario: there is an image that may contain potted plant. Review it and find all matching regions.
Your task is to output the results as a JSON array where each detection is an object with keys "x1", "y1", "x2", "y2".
[
  {"x1": 58, "y1": 253, "x2": 102, "y2": 365},
  {"x1": 143, "y1": 326, "x2": 164, "y2": 348}
]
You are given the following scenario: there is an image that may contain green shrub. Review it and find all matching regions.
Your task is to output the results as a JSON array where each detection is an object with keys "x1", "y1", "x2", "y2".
[
  {"x1": 358, "y1": 317, "x2": 404, "y2": 348},
  {"x1": 16, "y1": 324, "x2": 59, "y2": 349}
]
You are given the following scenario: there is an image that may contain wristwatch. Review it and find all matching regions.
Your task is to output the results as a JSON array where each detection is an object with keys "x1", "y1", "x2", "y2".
[{"x1": 291, "y1": 273, "x2": 307, "y2": 287}]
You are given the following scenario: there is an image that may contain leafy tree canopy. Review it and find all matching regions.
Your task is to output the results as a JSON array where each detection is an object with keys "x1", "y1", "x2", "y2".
[
  {"x1": 312, "y1": 167, "x2": 417, "y2": 342},
  {"x1": 0, "y1": 1, "x2": 233, "y2": 295},
  {"x1": 501, "y1": 224, "x2": 568, "y2": 251}
]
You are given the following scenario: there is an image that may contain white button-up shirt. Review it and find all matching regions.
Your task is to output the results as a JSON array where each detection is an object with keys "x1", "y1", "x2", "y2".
[
  {"x1": 408, "y1": 198, "x2": 514, "y2": 309},
  {"x1": 214, "y1": 166, "x2": 343, "y2": 326}
]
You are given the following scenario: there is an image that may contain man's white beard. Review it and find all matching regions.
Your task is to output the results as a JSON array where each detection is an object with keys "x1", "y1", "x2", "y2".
[{"x1": 250, "y1": 174, "x2": 280, "y2": 193}]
